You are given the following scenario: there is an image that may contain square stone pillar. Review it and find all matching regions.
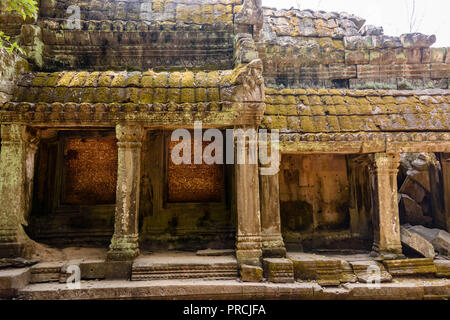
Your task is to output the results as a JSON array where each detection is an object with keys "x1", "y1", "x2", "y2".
[
  {"x1": 440, "y1": 153, "x2": 450, "y2": 232},
  {"x1": 259, "y1": 171, "x2": 286, "y2": 257},
  {"x1": 369, "y1": 153, "x2": 403, "y2": 259},
  {"x1": 234, "y1": 126, "x2": 262, "y2": 267},
  {"x1": 0, "y1": 124, "x2": 39, "y2": 258},
  {"x1": 107, "y1": 124, "x2": 144, "y2": 261}
]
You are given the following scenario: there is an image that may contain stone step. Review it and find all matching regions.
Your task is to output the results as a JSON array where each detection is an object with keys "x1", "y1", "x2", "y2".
[
  {"x1": 262, "y1": 258, "x2": 294, "y2": 283},
  {"x1": 0, "y1": 268, "x2": 30, "y2": 299},
  {"x1": 29, "y1": 262, "x2": 64, "y2": 284},
  {"x1": 287, "y1": 253, "x2": 350, "y2": 286},
  {"x1": 435, "y1": 260, "x2": 450, "y2": 277},
  {"x1": 383, "y1": 258, "x2": 437, "y2": 277},
  {"x1": 131, "y1": 254, "x2": 238, "y2": 281}
]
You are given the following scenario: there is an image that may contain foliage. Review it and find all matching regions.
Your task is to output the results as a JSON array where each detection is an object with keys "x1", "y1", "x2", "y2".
[{"x1": 0, "y1": 0, "x2": 38, "y2": 55}]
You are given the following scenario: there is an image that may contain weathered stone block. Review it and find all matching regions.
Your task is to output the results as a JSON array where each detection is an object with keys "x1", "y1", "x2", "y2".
[
  {"x1": 0, "y1": 268, "x2": 30, "y2": 299},
  {"x1": 434, "y1": 260, "x2": 450, "y2": 277},
  {"x1": 105, "y1": 261, "x2": 132, "y2": 280},
  {"x1": 349, "y1": 260, "x2": 392, "y2": 283},
  {"x1": 263, "y1": 258, "x2": 294, "y2": 283},
  {"x1": 408, "y1": 225, "x2": 450, "y2": 256},
  {"x1": 401, "y1": 226, "x2": 435, "y2": 258},
  {"x1": 30, "y1": 262, "x2": 63, "y2": 283},
  {"x1": 79, "y1": 260, "x2": 106, "y2": 280},
  {"x1": 383, "y1": 258, "x2": 437, "y2": 277},
  {"x1": 240, "y1": 264, "x2": 263, "y2": 282}
]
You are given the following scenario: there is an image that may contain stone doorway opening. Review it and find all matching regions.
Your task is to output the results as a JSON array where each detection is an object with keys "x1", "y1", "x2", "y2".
[
  {"x1": 138, "y1": 130, "x2": 236, "y2": 253},
  {"x1": 279, "y1": 154, "x2": 373, "y2": 254},
  {"x1": 27, "y1": 129, "x2": 117, "y2": 249}
]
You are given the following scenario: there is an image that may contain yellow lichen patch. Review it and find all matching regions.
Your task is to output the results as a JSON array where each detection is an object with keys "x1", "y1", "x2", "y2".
[
  {"x1": 323, "y1": 105, "x2": 337, "y2": 115},
  {"x1": 169, "y1": 72, "x2": 182, "y2": 88},
  {"x1": 296, "y1": 95, "x2": 309, "y2": 105},
  {"x1": 128, "y1": 88, "x2": 140, "y2": 103},
  {"x1": 181, "y1": 71, "x2": 195, "y2": 87},
  {"x1": 195, "y1": 88, "x2": 207, "y2": 102},
  {"x1": 293, "y1": 89, "x2": 307, "y2": 95},
  {"x1": 168, "y1": 88, "x2": 181, "y2": 103},
  {"x1": 98, "y1": 71, "x2": 115, "y2": 87},
  {"x1": 273, "y1": 95, "x2": 286, "y2": 105},
  {"x1": 207, "y1": 71, "x2": 219, "y2": 87},
  {"x1": 299, "y1": 117, "x2": 315, "y2": 132},
  {"x1": 181, "y1": 88, "x2": 195, "y2": 103},
  {"x1": 331, "y1": 95, "x2": 346, "y2": 105},
  {"x1": 57, "y1": 71, "x2": 76, "y2": 87},
  {"x1": 37, "y1": 87, "x2": 54, "y2": 102},
  {"x1": 81, "y1": 88, "x2": 95, "y2": 103},
  {"x1": 141, "y1": 75, "x2": 153, "y2": 88},
  {"x1": 269, "y1": 116, "x2": 288, "y2": 130},
  {"x1": 44, "y1": 72, "x2": 62, "y2": 87},
  {"x1": 334, "y1": 104, "x2": 349, "y2": 115},
  {"x1": 381, "y1": 96, "x2": 398, "y2": 105},
  {"x1": 265, "y1": 104, "x2": 278, "y2": 115},
  {"x1": 288, "y1": 117, "x2": 300, "y2": 131},
  {"x1": 110, "y1": 72, "x2": 127, "y2": 87},
  {"x1": 207, "y1": 88, "x2": 220, "y2": 101},
  {"x1": 140, "y1": 88, "x2": 154, "y2": 104},
  {"x1": 84, "y1": 72, "x2": 100, "y2": 87},
  {"x1": 326, "y1": 116, "x2": 340, "y2": 131},
  {"x1": 54, "y1": 87, "x2": 68, "y2": 102},
  {"x1": 126, "y1": 72, "x2": 142, "y2": 87},
  {"x1": 95, "y1": 87, "x2": 110, "y2": 103},
  {"x1": 311, "y1": 105, "x2": 325, "y2": 116},
  {"x1": 153, "y1": 72, "x2": 169, "y2": 88},
  {"x1": 31, "y1": 73, "x2": 49, "y2": 87},
  {"x1": 338, "y1": 116, "x2": 354, "y2": 131},
  {"x1": 314, "y1": 116, "x2": 328, "y2": 132},
  {"x1": 69, "y1": 72, "x2": 88, "y2": 87},
  {"x1": 308, "y1": 95, "x2": 322, "y2": 105},
  {"x1": 153, "y1": 88, "x2": 167, "y2": 103}
]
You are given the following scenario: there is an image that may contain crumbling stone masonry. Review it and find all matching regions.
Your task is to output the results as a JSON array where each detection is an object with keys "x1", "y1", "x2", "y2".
[{"x1": 0, "y1": 0, "x2": 449, "y2": 287}]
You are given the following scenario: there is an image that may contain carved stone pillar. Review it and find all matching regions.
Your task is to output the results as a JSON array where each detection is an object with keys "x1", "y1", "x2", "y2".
[
  {"x1": 440, "y1": 153, "x2": 450, "y2": 232},
  {"x1": 0, "y1": 124, "x2": 39, "y2": 258},
  {"x1": 107, "y1": 124, "x2": 144, "y2": 261},
  {"x1": 235, "y1": 126, "x2": 262, "y2": 267},
  {"x1": 259, "y1": 171, "x2": 286, "y2": 257},
  {"x1": 259, "y1": 134, "x2": 285, "y2": 258},
  {"x1": 369, "y1": 153, "x2": 403, "y2": 259}
]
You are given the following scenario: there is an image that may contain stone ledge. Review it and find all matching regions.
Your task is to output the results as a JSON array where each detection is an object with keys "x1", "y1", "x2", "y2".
[{"x1": 15, "y1": 278, "x2": 450, "y2": 300}]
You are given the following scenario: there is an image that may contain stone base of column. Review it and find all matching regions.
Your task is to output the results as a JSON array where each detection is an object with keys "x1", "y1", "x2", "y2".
[
  {"x1": 262, "y1": 234, "x2": 286, "y2": 258},
  {"x1": 236, "y1": 235, "x2": 262, "y2": 267},
  {"x1": 370, "y1": 243, "x2": 405, "y2": 261},
  {"x1": 0, "y1": 242, "x2": 32, "y2": 259},
  {"x1": 0, "y1": 228, "x2": 33, "y2": 259},
  {"x1": 106, "y1": 235, "x2": 140, "y2": 261}
]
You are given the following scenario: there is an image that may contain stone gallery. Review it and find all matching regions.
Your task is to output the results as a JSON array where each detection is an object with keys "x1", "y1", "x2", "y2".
[{"x1": 0, "y1": 0, "x2": 449, "y2": 300}]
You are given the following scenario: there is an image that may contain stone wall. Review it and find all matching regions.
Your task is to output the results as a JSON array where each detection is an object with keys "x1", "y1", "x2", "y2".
[
  {"x1": 31, "y1": 0, "x2": 246, "y2": 70},
  {"x1": 259, "y1": 8, "x2": 450, "y2": 89},
  {"x1": 0, "y1": 50, "x2": 29, "y2": 105},
  {"x1": 279, "y1": 154, "x2": 365, "y2": 250}
]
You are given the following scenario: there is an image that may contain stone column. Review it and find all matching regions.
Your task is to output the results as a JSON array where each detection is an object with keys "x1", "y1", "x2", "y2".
[
  {"x1": 235, "y1": 126, "x2": 262, "y2": 267},
  {"x1": 0, "y1": 124, "x2": 39, "y2": 258},
  {"x1": 259, "y1": 133, "x2": 286, "y2": 257},
  {"x1": 107, "y1": 124, "x2": 144, "y2": 261},
  {"x1": 440, "y1": 153, "x2": 450, "y2": 232},
  {"x1": 369, "y1": 153, "x2": 403, "y2": 259}
]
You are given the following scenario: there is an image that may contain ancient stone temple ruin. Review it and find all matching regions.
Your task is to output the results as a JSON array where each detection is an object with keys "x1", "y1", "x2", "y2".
[{"x1": 0, "y1": 0, "x2": 449, "y2": 299}]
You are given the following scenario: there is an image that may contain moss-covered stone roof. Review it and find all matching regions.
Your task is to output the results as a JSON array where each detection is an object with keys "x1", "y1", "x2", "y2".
[
  {"x1": 263, "y1": 88, "x2": 450, "y2": 133},
  {"x1": 13, "y1": 70, "x2": 238, "y2": 104}
]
